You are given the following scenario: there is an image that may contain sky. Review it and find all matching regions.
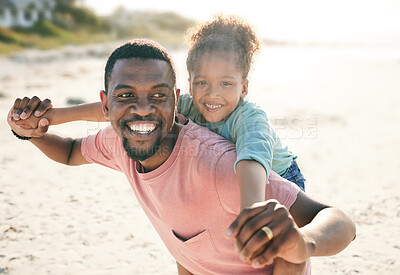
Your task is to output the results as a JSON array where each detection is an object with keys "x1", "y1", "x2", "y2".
[{"x1": 83, "y1": 0, "x2": 400, "y2": 44}]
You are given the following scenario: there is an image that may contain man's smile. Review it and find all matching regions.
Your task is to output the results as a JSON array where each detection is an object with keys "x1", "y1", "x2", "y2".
[
  {"x1": 122, "y1": 119, "x2": 162, "y2": 140},
  {"x1": 127, "y1": 121, "x2": 158, "y2": 134}
]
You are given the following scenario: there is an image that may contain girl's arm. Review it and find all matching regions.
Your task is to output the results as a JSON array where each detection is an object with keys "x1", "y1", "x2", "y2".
[
  {"x1": 48, "y1": 102, "x2": 107, "y2": 125},
  {"x1": 236, "y1": 160, "x2": 267, "y2": 210},
  {"x1": 12, "y1": 99, "x2": 107, "y2": 129},
  {"x1": 230, "y1": 105, "x2": 278, "y2": 210}
]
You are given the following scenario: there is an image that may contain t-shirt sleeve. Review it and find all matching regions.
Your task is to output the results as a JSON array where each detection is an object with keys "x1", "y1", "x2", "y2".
[
  {"x1": 81, "y1": 125, "x2": 123, "y2": 171},
  {"x1": 266, "y1": 171, "x2": 300, "y2": 210},
  {"x1": 231, "y1": 104, "x2": 277, "y2": 181}
]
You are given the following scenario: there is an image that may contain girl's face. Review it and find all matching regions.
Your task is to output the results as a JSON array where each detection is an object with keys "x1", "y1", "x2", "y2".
[{"x1": 189, "y1": 51, "x2": 248, "y2": 123}]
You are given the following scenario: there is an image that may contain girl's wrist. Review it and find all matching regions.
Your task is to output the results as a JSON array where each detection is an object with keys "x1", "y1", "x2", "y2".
[{"x1": 42, "y1": 108, "x2": 55, "y2": 125}]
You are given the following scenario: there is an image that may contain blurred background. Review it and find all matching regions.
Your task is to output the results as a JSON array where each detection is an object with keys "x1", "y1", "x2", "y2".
[{"x1": 1, "y1": 0, "x2": 400, "y2": 274}]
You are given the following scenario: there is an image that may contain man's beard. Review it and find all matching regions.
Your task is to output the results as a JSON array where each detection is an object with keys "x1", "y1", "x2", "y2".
[
  {"x1": 120, "y1": 114, "x2": 164, "y2": 161},
  {"x1": 122, "y1": 135, "x2": 162, "y2": 161}
]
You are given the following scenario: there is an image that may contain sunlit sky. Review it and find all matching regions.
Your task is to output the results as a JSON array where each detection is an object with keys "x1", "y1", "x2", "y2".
[{"x1": 83, "y1": 0, "x2": 400, "y2": 44}]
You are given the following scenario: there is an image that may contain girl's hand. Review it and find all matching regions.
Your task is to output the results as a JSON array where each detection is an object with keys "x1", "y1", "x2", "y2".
[{"x1": 225, "y1": 199, "x2": 310, "y2": 268}]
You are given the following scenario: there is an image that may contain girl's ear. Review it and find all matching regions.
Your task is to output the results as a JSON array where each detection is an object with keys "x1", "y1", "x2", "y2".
[
  {"x1": 188, "y1": 78, "x2": 193, "y2": 96},
  {"x1": 100, "y1": 90, "x2": 110, "y2": 120},
  {"x1": 241, "y1": 80, "x2": 249, "y2": 98}
]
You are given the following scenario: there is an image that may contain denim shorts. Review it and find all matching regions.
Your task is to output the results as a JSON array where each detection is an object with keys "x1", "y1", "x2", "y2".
[{"x1": 281, "y1": 160, "x2": 306, "y2": 191}]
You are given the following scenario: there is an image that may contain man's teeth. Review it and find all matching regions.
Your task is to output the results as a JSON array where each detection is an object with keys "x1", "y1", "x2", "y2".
[
  {"x1": 129, "y1": 123, "x2": 156, "y2": 133},
  {"x1": 205, "y1": 103, "x2": 222, "y2": 109}
]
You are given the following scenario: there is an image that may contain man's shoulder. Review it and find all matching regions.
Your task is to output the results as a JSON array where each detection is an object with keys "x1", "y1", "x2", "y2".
[
  {"x1": 87, "y1": 124, "x2": 119, "y2": 143},
  {"x1": 82, "y1": 124, "x2": 124, "y2": 157},
  {"x1": 177, "y1": 115, "x2": 236, "y2": 159},
  {"x1": 184, "y1": 117, "x2": 235, "y2": 147},
  {"x1": 81, "y1": 124, "x2": 126, "y2": 171}
]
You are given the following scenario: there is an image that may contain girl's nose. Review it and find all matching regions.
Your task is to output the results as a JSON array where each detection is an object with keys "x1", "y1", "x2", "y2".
[{"x1": 206, "y1": 84, "x2": 220, "y2": 98}]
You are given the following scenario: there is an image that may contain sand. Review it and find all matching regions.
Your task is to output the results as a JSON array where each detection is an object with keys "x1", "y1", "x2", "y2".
[{"x1": 0, "y1": 42, "x2": 399, "y2": 274}]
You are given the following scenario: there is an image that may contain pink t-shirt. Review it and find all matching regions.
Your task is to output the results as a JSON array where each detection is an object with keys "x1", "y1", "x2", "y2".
[{"x1": 81, "y1": 116, "x2": 310, "y2": 275}]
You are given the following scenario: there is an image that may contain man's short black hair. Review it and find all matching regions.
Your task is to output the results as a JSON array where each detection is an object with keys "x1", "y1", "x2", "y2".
[{"x1": 104, "y1": 38, "x2": 176, "y2": 93}]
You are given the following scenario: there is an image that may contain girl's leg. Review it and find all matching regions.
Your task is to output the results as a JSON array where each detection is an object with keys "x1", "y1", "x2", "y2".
[{"x1": 281, "y1": 160, "x2": 306, "y2": 191}]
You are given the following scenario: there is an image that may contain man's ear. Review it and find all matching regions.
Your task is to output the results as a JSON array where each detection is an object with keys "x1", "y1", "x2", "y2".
[
  {"x1": 241, "y1": 80, "x2": 249, "y2": 98},
  {"x1": 174, "y1": 88, "x2": 181, "y2": 115},
  {"x1": 100, "y1": 90, "x2": 110, "y2": 120}
]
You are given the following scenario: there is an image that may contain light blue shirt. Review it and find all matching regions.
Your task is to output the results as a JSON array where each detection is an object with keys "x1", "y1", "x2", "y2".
[{"x1": 177, "y1": 93, "x2": 295, "y2": 180}]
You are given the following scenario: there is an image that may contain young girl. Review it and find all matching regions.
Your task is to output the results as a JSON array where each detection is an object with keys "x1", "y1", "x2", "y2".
[
  {"x1": 12, "y1": 15, "x2": 307, "y2": 274},
  {"x1": 181, "y1": 16, "x2": 306, "y2": 206}
]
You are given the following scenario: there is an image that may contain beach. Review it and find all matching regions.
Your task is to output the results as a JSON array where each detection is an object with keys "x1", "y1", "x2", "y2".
[{"x1": 1, "y1": 42, "x2": 399, "y2": 274}]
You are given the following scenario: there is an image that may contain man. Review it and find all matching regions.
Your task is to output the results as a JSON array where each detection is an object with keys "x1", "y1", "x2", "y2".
[{"x1": 8, "y1": 39, "x2": 355, "y2": 274}]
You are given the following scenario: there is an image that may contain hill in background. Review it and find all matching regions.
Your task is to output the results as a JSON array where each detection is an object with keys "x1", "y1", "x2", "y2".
[{"x1": 0, "y1": 1, "x2": 196, "y2": 54}]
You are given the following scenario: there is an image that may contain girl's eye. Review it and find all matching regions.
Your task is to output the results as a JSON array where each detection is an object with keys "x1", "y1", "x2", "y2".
[
  {"x1": 221, "y1": 81, "x2": 232, "y2": 86},
  {"x1": 195, "y1": 80, "x2": 207, "y2": 86}
]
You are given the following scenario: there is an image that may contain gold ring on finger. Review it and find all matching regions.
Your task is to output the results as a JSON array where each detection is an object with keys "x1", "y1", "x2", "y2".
[{"x1": 261, "y1": 225, "x2": 274, "y2": 240}]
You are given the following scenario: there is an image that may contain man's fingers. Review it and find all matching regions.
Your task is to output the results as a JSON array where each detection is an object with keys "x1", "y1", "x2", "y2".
[
  {"x1": 251, "y1": 230, "x2": 296, "y2": 267},
  {"x1": 235, "y1": 209, "x2": 276, "y2": 251},
  {"x1": 20, "y1": 96, "x2": 41, "y2": 119},
  {"x1": 238, "y1": 218, "x2": 281, "y2": 263},
  {"x1": 17, "y1": 97, "x2": 30, "y2": 117},
  {"x1": 11, "y1": 96, "x2": 46, "y2": 120},
  {"x1": 238, "y1": 209, "x2": 293, "y2": 264},
  {"x1": 252, "y1": 221, "x2": 303, "y2": 267},
  {"x1": 232, "y1": 201, "x2": 281, "y2": 252},
  {"x1": 225, "y1": 200, "x2": 279, "y2": 239},
  {"x1": 13, "y1": 96, "x2": 32, "y2": 120},
  {"x1": 12, "y1": 98, "x2": 22, "y2": 120},
  {"x1": 12, "y1": 98, "x2": 21, "y2": 112},
  {"x1": 34, "y1": 98, "x2": 53, "y2": 117}
]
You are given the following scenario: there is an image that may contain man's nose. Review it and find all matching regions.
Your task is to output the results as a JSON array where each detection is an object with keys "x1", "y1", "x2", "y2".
[{"x1": 129, "y1": 99, "x2": 155, "y2": 116}]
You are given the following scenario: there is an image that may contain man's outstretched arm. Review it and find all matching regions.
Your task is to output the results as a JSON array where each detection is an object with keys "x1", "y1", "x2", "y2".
[
  {"x1": 29, "y1": 134, "x2": 88, "y2": 166},
  {"x1": 7, "y1": 104, "x2": 89, "y2": 166}
]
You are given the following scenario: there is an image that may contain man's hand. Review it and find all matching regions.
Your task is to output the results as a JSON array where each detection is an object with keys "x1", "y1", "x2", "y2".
[
  {"x1": 225, "y1": 200, "x2": 310, "y2": 268},
  {"x1": 7, "y1": 96, "x2": 89, "y2": 166},
  {"x1": 11, "y1": 96, "x2": 52, "y2": 121},
  {"x1": 7, "y1": 96, "x2": 53, "y2": 138}
]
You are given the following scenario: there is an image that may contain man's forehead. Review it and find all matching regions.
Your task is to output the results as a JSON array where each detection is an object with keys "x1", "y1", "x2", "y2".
[{"x1": 112, "y1": 58, "x2": 173, "y2": 80}]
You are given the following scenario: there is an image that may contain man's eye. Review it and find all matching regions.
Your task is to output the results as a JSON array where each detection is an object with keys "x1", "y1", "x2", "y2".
[
  {"x1": 119, "y1": 93, "x2": 134, "y2": 98},
  {"x1": 152, "y1": 93, "x2": 166, "y2": 98}
]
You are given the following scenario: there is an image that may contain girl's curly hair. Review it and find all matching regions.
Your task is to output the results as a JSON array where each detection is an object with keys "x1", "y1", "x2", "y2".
[{"x1": 186, "y1": 15, "x2": 260, "y2": 80}]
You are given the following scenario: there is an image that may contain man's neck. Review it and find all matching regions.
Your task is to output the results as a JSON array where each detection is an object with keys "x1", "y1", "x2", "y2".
[{"x1": 138, "y1": 122, "x2": 183, "y2": 172}]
